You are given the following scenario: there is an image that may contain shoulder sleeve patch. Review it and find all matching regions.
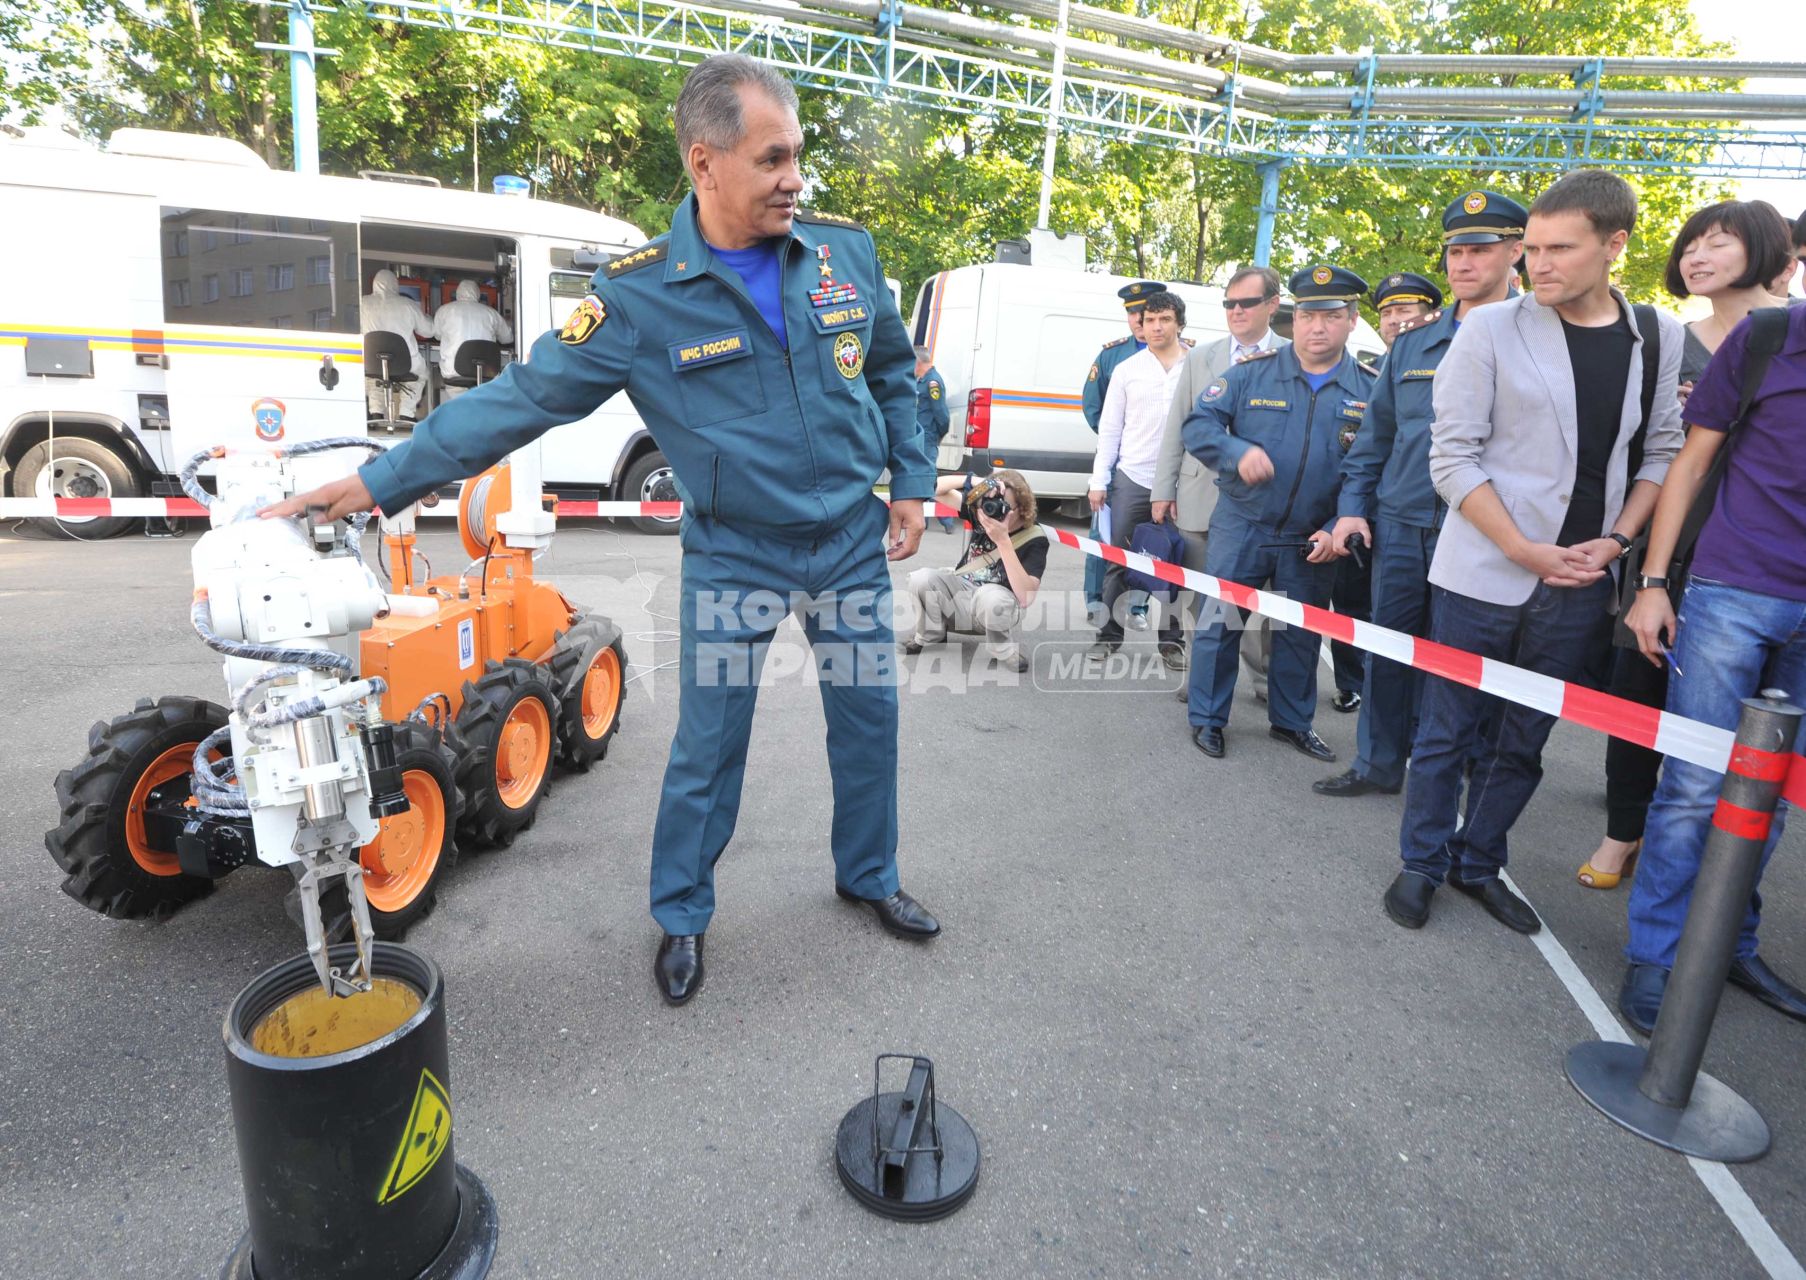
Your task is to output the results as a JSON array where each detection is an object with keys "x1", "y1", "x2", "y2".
[
  {"x1": 1201, "y1": 377, "x2": 1228, "y2": 402},
  {"x1": 794, "y1": 208, "x2": 865, "y2": 231},
  {"x1": 559, "y1": 295, "x2": 606, "y2": 346},
  {"x1": 604, "y1": 240, "x2": 669, "y2": 278}
]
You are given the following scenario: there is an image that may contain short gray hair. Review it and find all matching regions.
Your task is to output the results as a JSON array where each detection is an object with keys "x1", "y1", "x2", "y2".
[{"x1": 674, "y1": 55, "x2": 800, "y2": 174}]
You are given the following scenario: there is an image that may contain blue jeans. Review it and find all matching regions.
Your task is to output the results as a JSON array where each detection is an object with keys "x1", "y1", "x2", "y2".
[
  {"x1": 1398, "y1": 578, "x2": 1613, "y2": 883},
  {"x1": 1354, "y1": 519, "x2": 1438, "y2": 788},
  {"x1": 1625, "y1": 578, "x2": 1806, "y2": 969}
]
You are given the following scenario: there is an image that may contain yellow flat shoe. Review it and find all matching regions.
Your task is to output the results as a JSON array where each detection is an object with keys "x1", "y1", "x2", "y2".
[{"x1": 1577, "y1": 843, "x2": 1640, "y2": 890}]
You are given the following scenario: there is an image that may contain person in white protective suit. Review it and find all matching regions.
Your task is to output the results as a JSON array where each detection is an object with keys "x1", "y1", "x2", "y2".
[
  {"x1": 432, "y1": 279, "x2": 515, "y2": 400},
  {"x1": 360, "y1": 268, "x2": 436, "y2": 420}
]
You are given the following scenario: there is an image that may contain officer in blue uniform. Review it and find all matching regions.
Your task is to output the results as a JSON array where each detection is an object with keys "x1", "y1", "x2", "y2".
[
  {"x1": 265, "y1": 55, "x2": 942, "y2": 1005},
  {"x1": 915, "y1": 344, "x2": 957, "y2": 531},
  {"x1": 1181, "y1": 265, "x2": 1374, "y2": 763},
  {"x1": 1371, "y1": 272, "x2": 1444, "y2": 349},
  {"x1": 1080, "y1": 281, "x2": 1163, "y2": 624},
  {"x1": 1314, "y1": 192, "x2": 1527, "y2": 798}
]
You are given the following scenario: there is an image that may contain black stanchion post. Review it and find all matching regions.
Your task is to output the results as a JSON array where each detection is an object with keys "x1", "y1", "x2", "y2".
[{"x1": 1566, "y1": 690, "x2": 1802, "y2": 1163}]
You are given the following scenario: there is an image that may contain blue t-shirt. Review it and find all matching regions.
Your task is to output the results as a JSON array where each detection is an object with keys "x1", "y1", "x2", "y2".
[
  {"x1": 711, "y1": 239, "x2": 787, "y2": 349},
  {"x1": 1302, "y1": 366, "x2": 1336, "y2": 393}
]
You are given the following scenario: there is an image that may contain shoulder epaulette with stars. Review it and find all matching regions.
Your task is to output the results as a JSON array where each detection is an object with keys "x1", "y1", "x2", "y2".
[
  {"x1": 1102, "y1": 336, "x2": 1132, "y2": 350},
  {"x1": 1396, "y1": 309, "x2": 1442, "y2": 336},
  {"x1": 1240, "y1": 348, "x2": 1279, "y2": 362},
  {"x1": 604, "y1": 240, "x2": 668, "y2": 277},
  {"x1": 793, "y1": 209, "x2": 865, "y2": 231}
]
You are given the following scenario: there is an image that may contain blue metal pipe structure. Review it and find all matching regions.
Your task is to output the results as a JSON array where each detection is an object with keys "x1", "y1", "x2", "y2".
[
  {"x1": 247, "y1": 0, "x2": 1806, "y2": 182},
  {"x1": 289, "y1": 0, "x2": 318, "y2": 176},
  {"x1": 1253, "y1": 161, "x2": 1283, "y2": 267}
]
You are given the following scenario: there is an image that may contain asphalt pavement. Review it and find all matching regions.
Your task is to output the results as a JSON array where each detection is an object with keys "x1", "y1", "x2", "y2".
[{"x1": 1, "y1": 512, "x2": 1803, "y2": 1279}]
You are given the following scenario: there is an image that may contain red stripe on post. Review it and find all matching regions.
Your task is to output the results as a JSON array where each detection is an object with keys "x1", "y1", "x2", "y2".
[
  {"x1": 171, "y1": 499, "x2": 207, "y2": 517},
  {"x1": 1414, "y1": 638, "x2": 1485, "y2": 689},
  {"x1": 1729, "y1": 743, "x2": 1791, "y2": 783},
  {"x1": 1712, "y1": 797, "x2": 1773, "y2": 842},
  {"x1": 1300, "y1": 604, "x2": 1354, "y2": 645},
  {"x1": 1560, "y1": 685, "x2": 1663, "y2": 751},
  {"x1": 55, "y1": 498, "x2": 114, "y2": 516}
]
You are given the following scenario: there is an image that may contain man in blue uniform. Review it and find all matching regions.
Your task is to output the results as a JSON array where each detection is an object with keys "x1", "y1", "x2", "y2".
[
  {"x1": 1315, "y1": 193, "x2": 1526, "y2": 798},
  {"x1": 915, "y1": 344, "x2": 957, "y2": 532},
  {"x1": 265, "y1": 55, "x2": 942, "y2": 1005},
  {"x1": 1080, "y1": 281, "x2": 1162, "y2": 625},
  {"x1": 1181, "y1": 265, "x2": 1374, "y2": 762}
]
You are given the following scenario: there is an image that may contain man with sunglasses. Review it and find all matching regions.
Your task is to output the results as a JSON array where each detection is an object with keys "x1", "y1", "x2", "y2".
[
  {"x1": 1314, "y1": 191, "x2": 1527, "y2": 800},
  {"x1": 1153, "y1": 266, "x2": 1289, "y2": 702}
]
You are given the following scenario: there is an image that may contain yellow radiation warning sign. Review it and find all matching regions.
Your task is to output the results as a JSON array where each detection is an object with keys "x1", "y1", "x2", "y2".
[{"x1": 378, "y1": 1068, "x2": 452, "y2": 1204}]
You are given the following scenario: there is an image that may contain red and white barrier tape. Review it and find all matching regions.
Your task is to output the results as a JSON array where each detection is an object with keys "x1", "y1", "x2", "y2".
[
  {"x1": 1051, "y1": 524, "x2": 1806, "y2": 811},
  {"x1": 6, "y1": 493, "x2": 1800, "y2": 806}
]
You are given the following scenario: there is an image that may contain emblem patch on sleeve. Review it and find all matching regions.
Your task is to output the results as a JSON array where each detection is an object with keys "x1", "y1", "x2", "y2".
[
  {"x1": 929, "y1": 383, "x2": 941, "y2": 400},
  {"x1": 560, "y1": 295, "x2": 605, "y2": 346},
  {"x1": 833, "y1": 331, "x2": 865, "y2": 379},
  {"x1": 1202, "y1": 378, "x2": 1226, "y2": 402}
]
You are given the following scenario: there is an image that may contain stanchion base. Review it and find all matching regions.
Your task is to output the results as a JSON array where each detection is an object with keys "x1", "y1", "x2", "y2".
[
  {"x1": 221, "y1": 1162, "x2": 499, "y2": 1280},
  {"x1": 836, "y1": 1095, "x2": 981, "y2": 1222},
  {"x1": 1566, "y1": 1042, "x2": 1770, "y2": 1163}
]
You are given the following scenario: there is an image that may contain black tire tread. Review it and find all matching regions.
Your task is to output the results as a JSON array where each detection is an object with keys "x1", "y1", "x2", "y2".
[
  {"x1": 548, "y1": 615, "x2": 628, "y2": 773},
  {"x1": 451, "y1": 659, "x2": 560, "y2": 849},
  {"x1": 45, "y1": 695, "x2": 227, "y2": 919},
  {"x1": 364, "y1": 718, "x2": 465, "y2": 938}
]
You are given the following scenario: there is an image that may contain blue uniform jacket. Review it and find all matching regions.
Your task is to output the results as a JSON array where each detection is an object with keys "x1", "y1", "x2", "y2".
[
  {"x1": 916, "y1": 367, "x2": 950, "y2": 447},
  {"x1": 1081, "y1": 337, "x2": 1144, "y2": 431},
  {"x1": 1182, "y1": 345, "x2": 1375, "y2": 536},
  {"x1": 1336, "y1": 308, "x2": 1457, "y2": 530},
  {"x1": 359, "y1": 196, "x2": 935, "y2": 538}
]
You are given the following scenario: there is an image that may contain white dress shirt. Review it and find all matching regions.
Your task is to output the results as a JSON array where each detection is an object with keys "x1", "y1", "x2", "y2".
[
  {"x1": 1229, "y1": 327, "x2": 1280, "y2": 365},
  {"x1": 1091, "y1": 346, "x2": 1185, "y2": 491}
]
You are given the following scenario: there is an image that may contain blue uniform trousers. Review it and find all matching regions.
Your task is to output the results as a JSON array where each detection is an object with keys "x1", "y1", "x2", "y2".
[
  {"x1": 651, "y1": 495, "x2": 901, "y2": 935},
  {"x1": 1352, "y1": 518, "x2": 1438, "y2": 788},
  {"x1": 1187, "y1": 508, "x2": 1332, "y2": 733}
]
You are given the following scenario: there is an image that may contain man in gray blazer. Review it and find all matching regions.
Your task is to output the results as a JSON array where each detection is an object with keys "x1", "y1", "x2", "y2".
[
  {"x1": 1381, "y1": 169, "x2": 1684, "y2": 937},
  {"x1": 1153, "y1": 266, "x2": 1287, "y2": 697}
]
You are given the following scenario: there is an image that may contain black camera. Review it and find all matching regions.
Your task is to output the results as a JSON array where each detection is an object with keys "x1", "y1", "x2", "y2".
[{"x1": 968, "y1": 478, "x2": 1010, "y2": 524}]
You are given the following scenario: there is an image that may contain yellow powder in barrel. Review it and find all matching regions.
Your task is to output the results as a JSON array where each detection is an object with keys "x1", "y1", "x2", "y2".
[{"x1": 251, "y1": 978, "x2": 423, "y2": 1058}]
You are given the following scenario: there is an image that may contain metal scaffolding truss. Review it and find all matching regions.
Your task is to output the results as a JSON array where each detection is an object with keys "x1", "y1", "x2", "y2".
[{"x1": 254, "y1": 0, "x2": 1806, "y2": 179}]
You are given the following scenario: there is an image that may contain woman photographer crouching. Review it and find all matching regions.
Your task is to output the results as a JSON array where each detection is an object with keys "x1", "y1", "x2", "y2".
[{"x1": 905, "y1": 469, "x2": 1047, "y2": 673}]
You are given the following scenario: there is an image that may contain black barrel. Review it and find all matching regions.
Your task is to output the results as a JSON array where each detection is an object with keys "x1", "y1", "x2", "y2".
[{"x1": 221, "y1": 942, "x2": 496, "y2": 1280}]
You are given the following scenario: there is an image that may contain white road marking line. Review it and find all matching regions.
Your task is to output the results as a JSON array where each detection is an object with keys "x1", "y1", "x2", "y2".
[{"x1": 1500, "y1": 870, "x2": 1806, "y2": 1280}]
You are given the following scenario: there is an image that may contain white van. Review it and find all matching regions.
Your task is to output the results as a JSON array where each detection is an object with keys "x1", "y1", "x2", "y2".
[
  {"x1": 907, "y1": 262, "x2": 1385, "y2": 503},
  {"x1": 0, "y1": 127, "x2": 684, "y2": 536}
]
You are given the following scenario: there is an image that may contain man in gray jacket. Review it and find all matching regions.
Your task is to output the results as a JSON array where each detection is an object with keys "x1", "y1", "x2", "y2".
[
  {"x1": 1153, "y1": 266, "x2": 1288, "y2": 698},
  {"x1": 1381, "y1": 169, "x2": 1684, "y2": 936}
]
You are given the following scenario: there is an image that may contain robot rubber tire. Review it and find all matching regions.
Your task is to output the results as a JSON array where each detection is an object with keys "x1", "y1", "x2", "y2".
[
  {"x1": 45, "y1": 695, "x2": 227, "y2": 919},
  {"x1": 549, "y1": 616, "x2": 627, "y2": 773},
  {"x1": 359, "y1": 718, "x2": 464, "y2": 937},
  {"x1": 452, "y1": 659, "x2": 560, "y2": 849}
]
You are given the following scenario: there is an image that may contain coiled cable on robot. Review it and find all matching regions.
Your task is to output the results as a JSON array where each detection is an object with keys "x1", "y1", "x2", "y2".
[
  {"x1": 178, "y1": 437, "x2": 389, "y2": 513},
  {"x1": 190, "y1": 591, "x2": 355, "y2": 674},
  {"x1": 191, "y1": 725, "x2": 250, "y2": 817}
]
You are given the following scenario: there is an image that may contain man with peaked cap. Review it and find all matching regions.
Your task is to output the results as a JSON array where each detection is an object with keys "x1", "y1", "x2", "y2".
[
  {"x1": 1181, "y1": 264, "x2": 1374, "y2": 762},
  {"x1": 1080, "y1": 280, "x2": 1164, "y2": 624},
  {"x1": 1315, "y1": 190, "x2": 1527, "y2": 800},
  {"x1": 1373, "y1": 272, "x2": 1444, "y2": 349}
]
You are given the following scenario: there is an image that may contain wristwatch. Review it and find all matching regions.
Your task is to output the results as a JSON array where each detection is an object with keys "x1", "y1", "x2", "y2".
[
  {"x1": 1635, "y1": 574, "x2": 1670, "y2": 591},
  {"x1": 1608, "y1": 531, "x2": 1633, "y2": 554}
]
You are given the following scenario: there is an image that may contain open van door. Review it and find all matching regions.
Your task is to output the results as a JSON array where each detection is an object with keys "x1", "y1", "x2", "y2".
[{"x1": 157, "y1": 207, "x2": 366, "y2": 460}]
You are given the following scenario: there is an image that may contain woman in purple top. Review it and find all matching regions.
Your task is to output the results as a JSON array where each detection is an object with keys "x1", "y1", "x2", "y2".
[
  {"x1": 1616, "y1": 300, "x2": 1806, "y2": 1033},
  {"x1": 1576, "y1": 200, "x2": 1796, "y2": 891}
]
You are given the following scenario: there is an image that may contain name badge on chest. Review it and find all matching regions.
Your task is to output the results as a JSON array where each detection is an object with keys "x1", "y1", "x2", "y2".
[{"x1": 669, "y1": 328, "x2": 753, "y2": 371}]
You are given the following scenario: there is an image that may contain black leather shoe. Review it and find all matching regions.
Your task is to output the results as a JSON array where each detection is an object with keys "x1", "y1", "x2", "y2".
[
  {"x1": 1383, "y1": 871, "x2": 1435, "y2": 929},
  {"x1": 1087, "y1": 639, "x2": 1121, "y2": 660},
  {"x1": 1312, "y1": 768, "x2": 1401, "y2": 798},
  {"x1": 1619, "y1": 963, "x2": 1668, "y2": 1035},
  {"x1": 654, "y1": 933, "x2": 705, "y2": 1006},
  {"x1": 1729, "y1": 955, "x2": 1806, "y2": 1023},
  {"x1": 1269, "y1": 726, "x2": 1336, "y2": 762},
  {"x1": 1332, "y1": 690, "x2": 1362, "y2": 713},
  {"x1": 837, "y1": 885, "x2": 941, "y2": 939},
  {"x1": 1193, "y1": 726, "x2": 1225, "y2": 758},
  {"x1": 1158, "y1": 642, "x2": 1188, "y2": 672},
  {"x1": 1448, "y1": 875, "x2": 1541, "y2": 934}
]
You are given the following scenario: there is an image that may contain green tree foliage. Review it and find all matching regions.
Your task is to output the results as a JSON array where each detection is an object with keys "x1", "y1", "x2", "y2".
[{"x1": 3, "y1": 0, "x2": 1742, "y2": 306}]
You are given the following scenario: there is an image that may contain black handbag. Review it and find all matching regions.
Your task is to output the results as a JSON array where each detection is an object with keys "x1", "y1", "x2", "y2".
[{"x1": 1613, "y1": 306, "x2": 1788, "y2": 647}]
